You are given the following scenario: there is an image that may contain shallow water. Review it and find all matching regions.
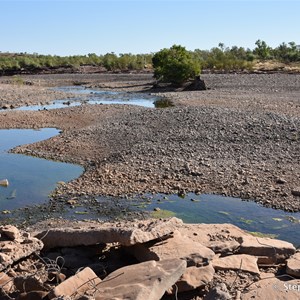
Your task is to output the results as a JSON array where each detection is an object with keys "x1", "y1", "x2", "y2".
[
  {"x1": 0, "y1": 128, "x2": 83, "y2": 211},
  {"x1": 14, "y1": 86, "x2": 157, "y2": 111},
  {"x1": 130, "y1": 193, "x2": 300, "y2": 246}
]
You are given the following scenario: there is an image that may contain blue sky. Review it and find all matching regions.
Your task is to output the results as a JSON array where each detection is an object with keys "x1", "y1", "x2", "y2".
[{"x1": 1, "y1": 0, "x2": 299, "y2": 56}]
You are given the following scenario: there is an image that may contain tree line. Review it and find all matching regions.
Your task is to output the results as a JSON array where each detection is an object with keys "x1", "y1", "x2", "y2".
[{"x1": 0, "y1": 40, "x2": 299, "y2": 75}]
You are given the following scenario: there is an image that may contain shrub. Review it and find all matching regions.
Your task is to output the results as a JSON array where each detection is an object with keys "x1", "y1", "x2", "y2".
[{"x1": 152, "y1": 45, "x2": 200, "y2": 86}]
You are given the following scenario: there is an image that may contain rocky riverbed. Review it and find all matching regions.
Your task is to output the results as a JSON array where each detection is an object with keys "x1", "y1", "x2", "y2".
[
  {"x1": 0, "y1": 73, "x2": 299, "y2": 212},
  {"x1": 1, "y1": 217, "x2": 300, "y2": 300}
]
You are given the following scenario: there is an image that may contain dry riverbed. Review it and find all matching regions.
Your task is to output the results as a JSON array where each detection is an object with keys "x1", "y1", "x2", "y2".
[{"x1": 0, "y1": 73, "x2": 299, "y2": 213}]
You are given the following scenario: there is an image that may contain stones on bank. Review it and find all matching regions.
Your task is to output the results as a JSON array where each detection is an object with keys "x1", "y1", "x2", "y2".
[{"x1": 0, "y1": 218, "x2": 299, "y2": 300}]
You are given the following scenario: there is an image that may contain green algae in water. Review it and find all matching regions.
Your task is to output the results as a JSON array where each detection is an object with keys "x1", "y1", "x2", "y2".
[
  {"x1": 248, "y1": 231, "x2": 279, "y2": 239},
  {"x1": 151, "y1": 209, "x2": 176, "y2": 219}
]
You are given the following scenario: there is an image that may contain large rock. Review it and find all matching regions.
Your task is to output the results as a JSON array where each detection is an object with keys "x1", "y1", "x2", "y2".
[
  {"x1": 241, "y1": 277, "x2": 300, "y2": 300},
  {"x1": 168, "y1": 264, "x2": 215, "y2": 294},
  {"x1": 94, "y1": 259, "x2": 187, "y2": 300},
  {"x1": 212, "y1": 254, "x2": 260, "y2": 275},
  {"x1": 129, "y1": 231, "x2": 215, "y2": 266},
  {"x1": 178, "y1": 223, "x2": 250, "y2": 246},
  {"x1": 204, "y1": 283, "x2": 231, "y2": 300},
  {"x1": 239, "y1": 236, "x2": 295, "y2": 263},
  {"x1": 286, "y1": 252, "x2": 300, "y2": 278},
  {"x1": 34, "y1": 217, "x2": 183, "y2": 249},
  {"x1": 206, "y1": 240, "x2": 240, "y2": 255},
  {"x1": 0, "y1": 226, "x2": 43, "y2": 271},
  {"x1": 48, "y1": 267, "x2": 101, "y2": 299}
]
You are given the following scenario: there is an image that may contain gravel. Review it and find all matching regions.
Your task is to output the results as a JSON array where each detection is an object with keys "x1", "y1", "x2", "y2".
[{"x1": 0, "y1": 73, "x2": 299, "y2": 212}]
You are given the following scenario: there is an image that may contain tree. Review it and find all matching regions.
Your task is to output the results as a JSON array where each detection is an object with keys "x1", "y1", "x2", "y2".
[
  {"x1": 152, "y1": 45, "x2": 200, "y2": 86},
  {"x1": 254, "y1": 40, "x2": 272, "y2": 60}
]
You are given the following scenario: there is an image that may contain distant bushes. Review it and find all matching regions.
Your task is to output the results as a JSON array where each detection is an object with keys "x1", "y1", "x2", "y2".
[{"x1": 0, "y1": 40, "x2": 299, "y2": 75}]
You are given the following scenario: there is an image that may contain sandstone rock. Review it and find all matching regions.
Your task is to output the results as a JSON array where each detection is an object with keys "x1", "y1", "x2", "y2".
[
  {"x1": 178, "y1": 223, "x2": 250, "y2": 247},
  {"x1": 204, "y1": 283, "x2": 231, "y2": 300},
  {"x1": 0, "y1": 225, "x2": 21, "y2": 240},
  {"x1": 35, "y1": 217, "x2": 183, "y2": 249},
  {"x1": 0, "y1": 231, "x2": 43, "y2": 271},
  {"x1": 239, "y1": 236, "x2": 295, "y2": 263},
  {"x1": 212, "y1": 254, "x2": 260, "y2": 275},
  {"x1": 94, "y1": 259, "x2": 187, "y2": 300},
  {"x1": 0, "y1": 271, "x2": 14, "y2": 293},
  {"x1": 286, "y1": 252, "x2": 300, "y2": 278},
  {"x1": 168, "y1": 264, "x2": 215, "y2": 294},
  {"x1": 129, "y1": 231, "x2": 215, "y2": 266},
  {"x1": 241, "y1": 277, "x2": 300, "y2": 300},
  {"x1": 207, "y1": 240, "x2": 240, "y2": 255},
  {"x1": 48, "y1": 267, "x2": 101, "y2": 299}
]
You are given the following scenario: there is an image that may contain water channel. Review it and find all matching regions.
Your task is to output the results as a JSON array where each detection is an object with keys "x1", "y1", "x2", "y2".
[{"x1": 1, "y1": 87, "x2": 299, "y2": 246}]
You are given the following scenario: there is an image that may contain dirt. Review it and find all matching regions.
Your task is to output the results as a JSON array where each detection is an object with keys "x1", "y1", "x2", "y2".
[{"x1": 0, "y1": 73, "x2": 299, "y2": 217}]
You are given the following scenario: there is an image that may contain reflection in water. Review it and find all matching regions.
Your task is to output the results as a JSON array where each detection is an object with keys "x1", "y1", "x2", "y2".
[{"x1": 0, "y1": 128, "x2": 83, "y2": 211}]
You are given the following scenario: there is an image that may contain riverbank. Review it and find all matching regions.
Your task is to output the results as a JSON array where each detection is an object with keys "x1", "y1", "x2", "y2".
[{"x1": 0, "y1": 73, "x2": 299, "y2": 213}]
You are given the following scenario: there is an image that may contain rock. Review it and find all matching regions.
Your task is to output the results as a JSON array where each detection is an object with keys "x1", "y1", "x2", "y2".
[
  {"x1": 212, "y1": 254, "x2": 260, "y2": 275},
  {"x1": 34, "y1": 218, "x2": 183, "y2": 249},
  {"x1": 207, "y1": 240, "x2": 240, "y2": 255},
  {"x1": 14, "y1": 276, "x2": 47, "y2": 293},
  {"x1": 0, "y1": 271, "x2": 14, "y2": 293},
  {"x1": 168, "y1": 264, "x2": 215, "y2": 294},
  {"x1": 286, "y1": 252, "x2": 300, "y2": 278},
  {"x1": 241, "y1": 277, "x2": 300, "y2": 300},
  {"x1": 292, "y1": 189, "x2": 300, "y2": 197},
  {"x1": 0, "y1": 179, "x2": 9, "y2": 187},
  {"x1": 183, "y1": 76, "x2": 207, "y2": 91},
  {"x1": 178, "y1": 223, "x2": 251, "y2": 247},
  {"x1": 239, "y1": 236, "x2": 295, "y2": 263},
  {"x1": 204, "y1": 283, "x2": 231, "y2": 300},
  {"x1": 129, "y1": 231, "x2": 215, "y2": 266},
  {"x1": 0, "y1": 225, "x2": 22, "y2": 240},
  {"x1": 0, "y1": 228, "x2": 43, "y2": 271},
  {"x1": 94, "y1": 259, "x2": 187, "y2": 300},
  {"x1": 48, "y1": 267, "x2": 101, "y2": 299}
]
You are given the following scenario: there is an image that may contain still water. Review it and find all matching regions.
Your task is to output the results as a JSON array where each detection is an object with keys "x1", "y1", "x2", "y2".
[
  {"x1": 0, "y1": 128, "x2": 83, "y2": 211},
  {"x1": 15, "y1": 86, "x2": 157, "y2": 111},
  {"x1": 133, "y1": 193, "x2": 300, "y2": 246}
]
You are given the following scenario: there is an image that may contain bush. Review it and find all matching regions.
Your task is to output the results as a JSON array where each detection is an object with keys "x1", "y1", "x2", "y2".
[{"x1": 152, "y1": 45, "x2": 200, "y2": 86}]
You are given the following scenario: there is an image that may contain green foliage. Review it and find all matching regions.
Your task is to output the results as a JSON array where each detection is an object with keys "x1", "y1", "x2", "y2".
[
  {"x1": 152, "y1": 45, "x2": 200, "y2": 86},
  {"x1": 254, "y1": 39, "x2": 272, "y2": 60}
]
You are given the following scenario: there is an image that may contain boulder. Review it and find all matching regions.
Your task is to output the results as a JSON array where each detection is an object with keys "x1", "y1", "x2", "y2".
[
  {"x1": 168, "y1": 264, "x2": 215, "y2": 294},
  {"x1": 1, "y1": 225, "x2": 22, "y2": 240},
  {"x1": 241, "y1": 277, "x2": 300, "y2": 300},
  {"x1": 48, "y1": 267, "x2": 101, "y2": 299},
  {"x1": 286, "y1": 252, "x2": 300, "y2": 278},
  {"x1": 212, "y1": 254, "x2": 260, "y2": 275},
  {"x1": 129, "y1": 231, "x2": 215, "y2": 266},
  {"x1": 239, "y1": 236, "x2": 295, "y2": 263},
  {"x1": 34, "y1": 217, "x2": 183, "y2": 249},
  {"x1": 94, "y1": 259, "x2": 187, "y2": 300}
]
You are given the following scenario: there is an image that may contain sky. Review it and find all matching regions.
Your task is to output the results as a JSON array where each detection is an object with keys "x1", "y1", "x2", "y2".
[{"x1": 1, "y1": 0, "x2": 300, "y2": 56}]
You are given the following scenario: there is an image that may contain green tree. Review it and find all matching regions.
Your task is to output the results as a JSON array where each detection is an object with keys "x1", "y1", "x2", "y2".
[
  {"x1": 152, "y1": 45, "x2": 200, "y2": 86},
  {"x1": 254, "y1": 40, "x2": 272, "y2": 60}
]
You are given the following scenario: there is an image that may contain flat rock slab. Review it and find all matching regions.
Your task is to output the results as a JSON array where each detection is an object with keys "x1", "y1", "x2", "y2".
[
  {"x1": 212, "y1": 254, "x2": 260, "y2": 275},
  {"x1": 178, "y1": 223, "x2": 250, "y2": 246},
  {"x1": 168, "y1": 264, "x2": 215, "y2": 294},
  {"x1": 48, "y1": 267, "x2": 101, "y2": 299},
  {"x1": 239, "y1": 236, "x2": 295, "y2": 263},
  {"x1": 94, "y1": 259, "x2": 187, "y2": 300},
  {"x1": 0, "y1": 226, "x2": 43, "y2": 271},
  {"x1": 34, "y1": 217, "x2": 183, "y2": 249},
  {"x1": 286, "y1": 252, "x2": 300, "y2": 278},
  {"x1": 241, "y1": 277, "x2": 300, "y2": 300},
  {"x1": 129, "y1": 230, "x2": 215, "y2": 266}
]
